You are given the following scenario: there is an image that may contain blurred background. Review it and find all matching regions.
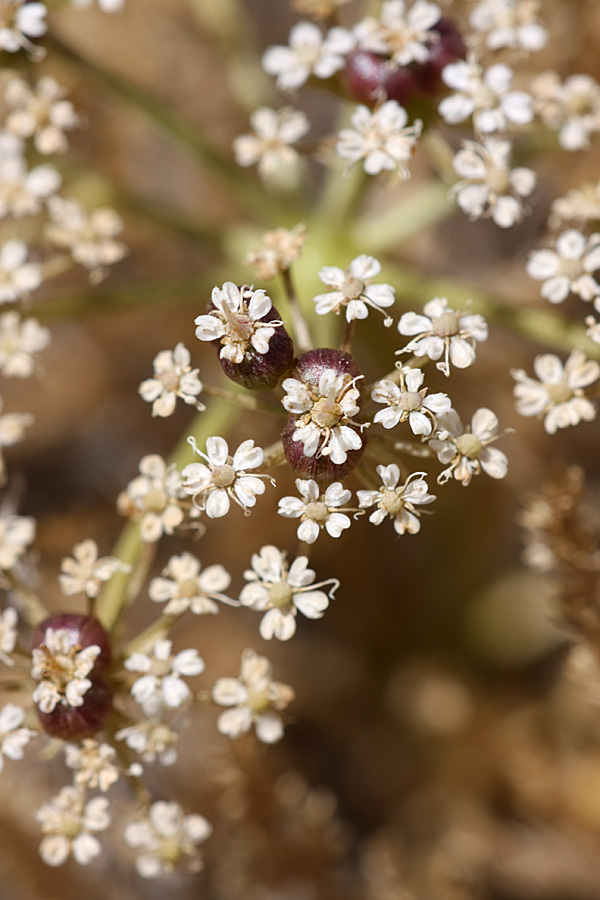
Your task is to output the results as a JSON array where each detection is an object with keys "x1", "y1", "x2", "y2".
[{"x1": 2, "y1": 0, "x2": 600, "y2": 897}]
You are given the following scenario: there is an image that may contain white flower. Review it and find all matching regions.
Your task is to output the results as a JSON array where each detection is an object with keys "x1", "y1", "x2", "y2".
[
  {"x1": 439, "y1": 58, "x2": 533, "y2": 134},
  {"x1": 59, "y1": 539, "x2": 131, "y2": 599},
  {"x1": 283, "y1": 368, "x2": 364, "y2": 465},
  {"x1": 278, "y1": 478, "x2": 354, "y2": 544},
  {"x1": 0, "y1": 312, "x2": 50, "y2": 377},
  {"x1": 262, "y1": 20, "x2": 354, "y2": 91},
  {"x1": 240, "y1": 545, "x2": 338, "y2": 641},
  {"x1": 0, "y1": 703, "x2": 36, "y2": 770},
  {"x1": 31, "y1": 627, "x2": 101, "y2": 714},
  {"x1": 0, "y1": 395, "x2": 33, "y2": 485},
  {"x1": 0, "y1": 156, "x2": 60, "y2": 218},
  {"x1": 336, "y1": 101, "x2": 422, "y2": 177},
  {"x1": 124, "y1": 801, "x2": 211, "y2": 878},
  {"x1": 451, "y1": 138, "x2": 536, "y2": 228},
  {"x1": 526, "y1": 230, "x2": 600, "y2": 304},
  {"x1": 313, "y1": 254, "x2": 395, "y2": 324},
  {"x1": 138, "y1": 342, "x2": 205, "y2": 418},
  {"x1": 36, "y1": 787, "x2": 110, "y2": 867},
  {"x1": 70, "y1": 0, "x2": 124, "y2": 10},
  {"x1": 0, "y1": 240, "x2": 42, "y2": 303},
  {"x1": 512, "y1": 350, "x2": 600, "y2": 434},
  {"x1": 429, "y1": 408, "x2": 509, "y2": 485},
  {"x1": 233, "y1": 107, "x2": 309, "y2": 178},
  {"x1": 469, "y1": 0, "x2": 547, "y2": 52},
  {"x1": 149, "y1": 551, "x2": 233, "y2": 615},
  {"x1": 181, "y1": 435, "x2": 269, "y2": 518},
  {"x1": 64, "y1": 740, "x2": 119, "y2": 791},
  {"x1": 585, "y1": 315, "x2": 600, "y2": 345},
  {"x1": 372, "y1": 367, "x2": 451, "y2": 435},
  {"x1": 245, "y1": 224, "x2": 307, "y2": 281},
  {"x1": 194, "y1": 282, "x2": 281, "y2": 364},
  {"x1": 354, "y1": 0, "x2": 441, "y2": 66},
  {"x1": 4, "y1": 75, "x2": 78, "y2": 154},
  {"x1": 125, "y1": 639, "x2": 204, "y2": 715},
  {"x1": 116, "y1": 720, "x2": 178, "y2": 766},
  {"x1": 0, "y1": 607, "x2": 17, "y2": 664},
  {"x1": 45, "y1": 197, "x2": 126, "y2": 283},
  {"x1": 357, "y1": 466, "x2": 436, "y2": 534},
  {"x1": 532, "y1": 72, "x2": 600, "y2": 151},
  {"x1": 212, "y1": 648, "x2": 294, "y2": 744},
  {"x1": 0, "y1": 512, "x2": 35, "y2": 570},
  {"x1": 0, "y1": 1, "x2": 47, "y2": 55},
  {"x1": 397, "y1": 297, "x2": 488, "y2": 376},
  {"x1": 550, "y1": 181, "x2": 600, "y2": 228},
  {"x1": 117, "y1": 454, "x2": 185, "y2": 543}
]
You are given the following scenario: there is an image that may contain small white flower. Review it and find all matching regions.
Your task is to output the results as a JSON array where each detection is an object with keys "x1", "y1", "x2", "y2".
[
  {"x1": 0, "y1": 607, "x2": 17, "y2": 665},
  {"x1": 439, "y1": 57, "x2": 533, "y2": 134},
  {"x1": 512, "y1": 350, "x2": 600, "y2": 434},
  {"x1": 124, "y1": 801, "x2": 211, "y2": 878},
  {"x1": 0, "y1": 1, "x2": 47, "y2": 56},
  {"x1": 0, "y1": 703, "x2": 36, "y2": 771},
  {"x1": 59, "y1": 539, "x2": 131, "y2": 599},
  {"x1": 64, "y1": 739, "x2": 119, "y2": 792},
  {"x1": 212, "y1": 648, "x2": 294, "y2": 744},
  {"x1": 138, "y1": 342, "x2": 204, "y2": 418},
  {"x1": 240, "y1": 544, "x2": 339, "y2": 641},
  {"x1": 372, "y1": 366, "x2": 451, "y2": 436},
  {"x1": 245, "y1": 224, "x2": 307, "y2": 281},
  {"x1": 397, "y1": 297, "x2": 488, "y2": 376},
  {"x1": 31, "y1": 627, "x2": 101, "y2": 714},
  {"x1": 451, "y1": 138, "x2": 536, "y2": 228},
  {"x1": 532, "y1": 72, "x2": 600, "y2": 151},
  {"x1": 0, "y1": 156, "x2": 60, "y2": 219},
  {"x1": 117, "y1": 454, "x2": 185, "y2": 543},
  {"x1": 550, "y1": 181, "x2": 600, "y2": 229},
  {"x1": 45, "y1": 197, "x2": 126, "y2": 283},
  {"x1": 125, "y1": 639, "x2": 204, "y2": 715},
  {"x1": 469, "y1": 0, "x2": 547, "y2": 52},
  {"x1": 149, "y1": 551, "x2": 233, "y2": 615},
  {"x1": 70, "y1": 0, "x2": 124, "y2": 11},
  {"x1": 194, "y1": 282, "x2": 281, "y2": 364},
  {"x1": 4, "y1": 75, "x2": 79, "y2": 154},
  {"x1": 585, "y1": 315, "x2": 600, "y2": 345},
  {"x1": 233, "y1": 107, "x2": 309, "y2": 178},
  {"x1": 0, "y1": 312, "x2": 50, "y2": 377},
  {"x1": 36, "y1": 787, "x2": 110, "y2": 867},
  {"x1": 278, "y1": 478, "x2": 355, "y2": 544},
  {"x1": 313, "y1": 254, "x2": 395, "y2": 324},
  {"x1": 116, "y1": 720, "x2": 178, "y2": 766},
  {"x1": 0, "y1": 240, "x2": 42, "y2": 303},
  {"x1": 262, "y1": 20, "x2": 354, "y2": 91},
  {"x1": 526, "y1": 229, "x2": 600, "y2": 304},
  {"x1": 429, "y1": 408, "x2": 509, "y2": 485},
  {"x1": 354, "y1": 0, "x2": 441, "y2": 66},
  {"x1": 0, "y1": 512, "x2": 35, "y2": 570},
  {"x1": 357, "y1": 466, "x2": 436, "y2": 534},
  {"x1": 336, "y1": 101, "x2": 422, "y2": 177},
  {"x1": 181, "y1": 435, "x2": 270, "y2": 518}
]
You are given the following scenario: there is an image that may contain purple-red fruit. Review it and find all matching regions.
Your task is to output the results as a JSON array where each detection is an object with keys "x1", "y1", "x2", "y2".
[
  {"x1": 416, "y1": 18, "x2": 466, "y2": 95},
  {"x1": 217, "y1": 304, "x2": 294, "y2": 391},
  {"x1": 282, "y1": 348, "x2": 366, "y2": 485},
  {"x1": 32, "y1": 614, "x2": 113, "y2": 740},
  {"x1": 344, "y1": 50, "x2": 418, "y2": 107}
]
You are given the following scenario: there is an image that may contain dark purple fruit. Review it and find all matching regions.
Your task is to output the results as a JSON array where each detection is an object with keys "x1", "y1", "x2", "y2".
[
  {"x1": 32, "y1": 614, "x2": 111, "y2": 672},
  {"x1": 217, "y1": 304, "x2": 294, "y2": 391},
  {"x1": 344, "y1": 50, "x2": 418, "y2": 107},
  {"x1": 35, "y1": 680, "x2": 113, "y2": 740},
  {"x1": 416, "y1": 18, "x2": 466, "y2": 95}
]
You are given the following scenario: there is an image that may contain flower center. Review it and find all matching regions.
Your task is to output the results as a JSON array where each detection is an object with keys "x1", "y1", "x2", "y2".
[
  {"x1": 312, "y1": 395, "x2": 341, "y2": 428},
  {"x1": 474, "y1": 83, "x2": 498, "y2": 109},
  {"x1": 487, "y1": 164, "x2": 510, "y2": 194},
  {"x1": 399, "y1": 390, "x2": 423, "y2": 412},
  {"x1": 456, "y1": 433, "x2": 483, "y2": 459},
  {"x1": 432, "y1": 310, "x2": 459, "y2": 337},
  {"x1": 305, "y1": 501, "x2": 329, "y2": 523},
  {"x1": 179, "y1": 578, "x2": 199, "y2": 598},
  {"x1": 159, "y1": 838, "x2": 182, "y2": 865},
  {"x1": 248, "y1": 689, "x2": 270, "y2": 714},
  {"x1": 211, "y1": 464, "x2": 236, "y2": 488},
  {"x1": 546, "y1": 381, "x2": 573, "y2": 404},
  {"x1": 223, "y1": 310, "x2": 254, "y2": 344},
  {"x1": 160, "y1": 370, "x2": 180, "y2": 391},
  {"x1": 381, "y1": 490, "x2": 404, "y2": 516},
  {"x1": 269, "y1": 582, "x2": 294, "y2": 609},
  {"x1": 342, "y1": 275, "x2": 365, "y2": 300},
  {"x1": 144, "y1": 488, "x2": 168, "y2": 512}
]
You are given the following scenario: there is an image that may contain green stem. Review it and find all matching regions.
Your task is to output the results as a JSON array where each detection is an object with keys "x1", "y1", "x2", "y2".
[{"x1": 203, "y1": 383, "x2": 286, "y2": 417}]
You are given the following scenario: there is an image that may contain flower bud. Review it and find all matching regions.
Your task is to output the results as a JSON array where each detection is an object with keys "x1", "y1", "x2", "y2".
[
  {"x1": 282, "y1": 348, "x2": 366, "y2": 484},
  {"x1": 31, "y1": 614, "x2": 113, "y2": 740}
]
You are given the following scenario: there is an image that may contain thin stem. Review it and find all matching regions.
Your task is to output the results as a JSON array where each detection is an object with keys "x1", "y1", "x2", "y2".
[
  {"x1": 339, "y1": 318, "x2": 355, "y2": 355},
  {"x1": 118, "y1": 612, "x2": 183, "y2": 663},
  {"x1": 203, "y1": 383, "x2": 287, "y2": 417},
  {"x1": 280, "y1": 268, "x2": 313, "y2": 353}
]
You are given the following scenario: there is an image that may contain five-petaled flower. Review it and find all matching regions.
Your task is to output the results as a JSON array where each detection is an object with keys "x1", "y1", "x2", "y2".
[
  {"x1": 357, "y1": 466, "x2": 436, "y2": 533},
  {"x1": 125, "y1": 639, "x2": 205, "y2": 716},
  {"x1": 31, "y1": 627, "x2": 101, "y2": 714},
  {"x1": 372, "y1": 366, "x2": 451, "y2": 436},
  {"x1": 194, "y1": 282, "x2": 281, "y2": 365},
  {"x1": 336, "y1": 101, "x2": 422, "y2": 177},
  {"x1": 526, "y1": 229, "x2": 600, "y2": 304},
  {"x1": 149, "y1": 551, "x2": 233, "y2": 615},
  {"x1": 429, "y1": 408, "x2": 509, "y2": 485},
  {"x1": 262, "y1": 19, "x2": 354, "y2": 91},
  {"x1": 278, "y1": 478, "x2": 356, "y2": 543},
  {"x1": 512, "y1": 350, "x2": 600, "y2": 434},
  {"x1": 181, "y1": 435, "x2": 270, "y2": 518},
  {"x1": 397, "y1": 297, "x2": 488, "y2": 376},
  {"x1": 124, "y1": 800, "x2": 212, "y2": 878},
  {"x1": 313, "y1": 254, "x2": 395, "y2": 324},
  {"x1": 138, "y1": 342, "x2": 205, "y2": 418},
  {"x1": 233, "y1": 106, "x2": 309, "y2": 178},
  {"x1": 240, "y1": 544, "x2": 339, "y2": 640},
  {"x1": 439, "y1": 58, "x2": 533, "y2": 134},
  {"x1": 354, "y1": 0, "x2": 442, "y2": 66}
]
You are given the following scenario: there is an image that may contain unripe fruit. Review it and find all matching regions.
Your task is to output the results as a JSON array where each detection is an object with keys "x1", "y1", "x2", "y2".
[
  {"x1": 282, "y1": 348, "x2": 366, "y2": 484},
  {"x1": 217, "y1": 304, "x2": 295, "y2": 391},
  {"x1": 35, "y1": 680, "x2": 113, "y2": 740},
  {"x1": 31, "y1": 614, "x2": 111, "y2": 671}
]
